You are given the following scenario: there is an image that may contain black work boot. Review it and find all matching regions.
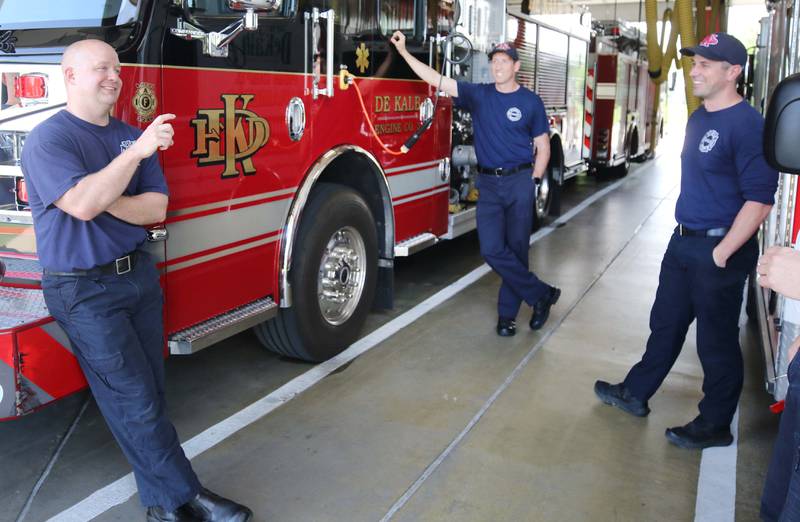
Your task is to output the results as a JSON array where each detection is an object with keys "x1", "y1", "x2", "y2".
[
  {"x1": 530, "y1": 286, "x2": 561, "y2": 330},
  {"x1": 594, "y1": 380, "x2": 650, "y2": 417},
  {"x1": 146, "y1": 506, "x2": 198, "y2": 522},
  {"x1": 182, "y1": 488, "x2": 253, "y2": 522},
  {"x1": 665, "y1": 416, "x2": 733, "y2": 449},
  {"x1": 496, "y1": 317, "x2": 516, "y2": 337}
]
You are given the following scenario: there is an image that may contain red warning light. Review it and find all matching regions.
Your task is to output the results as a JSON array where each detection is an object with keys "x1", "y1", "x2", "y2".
[{"x1": 14, "y1": 74, "x2": 47, "y2": 100}]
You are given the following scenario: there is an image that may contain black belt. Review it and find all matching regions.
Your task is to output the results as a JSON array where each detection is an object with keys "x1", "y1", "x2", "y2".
[
  {"x1": 478, "y1": 162, "x2": 532, "y2": 176},
  {"x1": 676, "y1": 225, "x2": 729, "y2": 237},
  {"x1": 44, "y1": 252, "x2": 138, "y2": 277}
]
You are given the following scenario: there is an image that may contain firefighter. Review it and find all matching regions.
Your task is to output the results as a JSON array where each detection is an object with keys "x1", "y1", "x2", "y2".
[
  {"x1": 390, "y1": 32, "x2": 561, "y2": 337},
  {"x1": 20, "y1": 40, "x2": 252, "y2": 522},
  {"x1": 594, "y1": 33, "x2": 779, "y2": 449},
  {"x1": 758, "y1": 246, "x2": 800, "y2": 520}
]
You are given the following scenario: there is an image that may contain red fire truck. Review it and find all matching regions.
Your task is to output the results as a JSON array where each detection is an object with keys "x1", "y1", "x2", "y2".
[
  {"x1": 750, "y1": 0, "x2": 800, "y2": 401},
  {"x1": 0, "y1": 0, "x2": 590, "y2": 419},
  {"x1": 583, "y1": 20, "x2": 664, "y2": 176}
]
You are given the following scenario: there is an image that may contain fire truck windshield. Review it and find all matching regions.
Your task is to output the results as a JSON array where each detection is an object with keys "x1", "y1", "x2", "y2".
[{"x1": 0, "y1": 0, "x2": 138, "y2": 30}]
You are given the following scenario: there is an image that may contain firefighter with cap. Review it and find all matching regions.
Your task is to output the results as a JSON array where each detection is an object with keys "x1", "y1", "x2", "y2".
[
  {"x1": 390, "y1": 32, "x2": 561, "y2": 337},
  {"x1": 594, "y1": 33, "x2": 778, "y2": 449},
  {"x1": 21, "y1": 39, "x2": 253, "y2": 521}
]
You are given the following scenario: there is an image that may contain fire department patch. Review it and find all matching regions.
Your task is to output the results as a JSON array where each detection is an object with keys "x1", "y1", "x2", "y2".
[
  {"x1": 699, "y1": 129, "x2": 719, "y2": 153},
  {"x1": 132, "y1": 82, "x2": 157, "y2": 123}
]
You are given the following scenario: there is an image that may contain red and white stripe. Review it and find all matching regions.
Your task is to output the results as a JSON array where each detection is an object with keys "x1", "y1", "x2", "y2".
[{"x1": 583, "y1": 66, "x2": 595, "y2": 159}]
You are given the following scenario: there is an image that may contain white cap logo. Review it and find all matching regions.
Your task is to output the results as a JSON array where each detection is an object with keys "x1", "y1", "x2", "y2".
[{"x1": 506, "y1": 107, "x2": 522, "y2": 122}]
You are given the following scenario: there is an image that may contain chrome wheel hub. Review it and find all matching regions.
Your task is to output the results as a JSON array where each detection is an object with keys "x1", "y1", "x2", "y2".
[
  {"x1": 318, "y1": 226, "x2": 367, "y2": 325},
  {"x1": 536, "y1": 173, "x2": 551, "y2": 218}
]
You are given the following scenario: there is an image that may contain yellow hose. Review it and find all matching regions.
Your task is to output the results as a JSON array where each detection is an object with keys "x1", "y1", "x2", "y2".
[
  {"x1": 646, "y1": 0, "x2": 663, "y2": 78},
  {"x1": 695, "y1": 0, "x2": 707, "y2": 41},
  {"x1": 656, "y1": 10, "x2": 681, "y2": 84},
  {"x1": 710, "y1": 0, "x2": 722, "y2": 33},
  {"x1": 676, "y1": 0, "x2": 701, "y2": 113}
]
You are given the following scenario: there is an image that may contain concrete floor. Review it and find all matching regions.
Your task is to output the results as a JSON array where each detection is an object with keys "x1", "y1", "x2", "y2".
[{"x1": 0, "y1": 136, "x2": 780, "y2": 522}]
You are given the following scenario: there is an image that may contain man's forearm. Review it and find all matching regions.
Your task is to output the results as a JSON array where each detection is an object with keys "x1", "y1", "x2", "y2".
[
  {"x1": 55, "y1": 147, "x2": 144, "y2": 221},
  {"x1": 714, "y1": 201, "x2": 772, "y2": 266},
  {"x1": 532, "y1": 150, "x2": 549, "y2": 179},
  {"x1": 106, "y1": 192, "x2": 168, "y2": 225},
  {"x1": 532, "y1": 135, "x2": 550, "y2": 179}
]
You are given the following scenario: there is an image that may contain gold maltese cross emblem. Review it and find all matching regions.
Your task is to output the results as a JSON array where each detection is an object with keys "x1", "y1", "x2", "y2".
[{"x1": 356, "y1": 43, "x2": 370, "y2": 73}]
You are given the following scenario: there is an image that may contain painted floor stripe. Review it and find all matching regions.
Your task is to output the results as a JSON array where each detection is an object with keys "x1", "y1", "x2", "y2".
[
  {"x1": 695, "y1": 408, "x2": 739, "y2": 521},
  {"x1": 49, "y1": 167, "x2": 642, "y2": 522}
]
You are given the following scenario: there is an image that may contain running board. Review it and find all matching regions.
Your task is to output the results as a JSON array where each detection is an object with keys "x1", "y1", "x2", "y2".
[
  {"x1": 168, "y1": 297, "x2": 277, "y2": 355},
  {"x1": 394, "y1": 233, "x2": 437, "y2": 257},
  {"x1": 441, "y1": 206, "x2": 477, "y2": 240}
]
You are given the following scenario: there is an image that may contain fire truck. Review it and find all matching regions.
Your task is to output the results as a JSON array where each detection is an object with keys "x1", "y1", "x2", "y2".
[
  {"x1": 0, "y1": 0, "x2": 591, "y2": 420},
  {"x1": 750, "y1": 0, "x2": 800, "y2": 401},
  {"x1": 583, "y1": 20, "x2": 664, "y2": 176}
]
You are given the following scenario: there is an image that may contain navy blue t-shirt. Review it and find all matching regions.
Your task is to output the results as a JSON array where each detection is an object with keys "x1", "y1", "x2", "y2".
[
  {"x1": 455, "y1": 81, "x2": 549, "y2": 169},
  {"x1": 676, "y1": 101, "x2": 778, "y2": 229},
  {"x1": 22, "y1": 110, "x2": 168, "y2": 271}
]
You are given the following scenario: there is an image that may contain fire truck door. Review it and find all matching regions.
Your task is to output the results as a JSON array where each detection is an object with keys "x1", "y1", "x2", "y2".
[{"x1": 158, "y1": 3, "x2": 311, "y2": 335}]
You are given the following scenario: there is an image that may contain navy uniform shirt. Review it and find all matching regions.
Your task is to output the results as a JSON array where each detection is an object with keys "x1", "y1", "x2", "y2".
[
  {"x1": 676, "y1": 101, "x2": 778, "y2": 229},
  {"x1": 455, "y1": 81, "x2": 549, "y2": 170},
  {"x1": 22, "y1": 110, "x2": 168, "y2": 272}
]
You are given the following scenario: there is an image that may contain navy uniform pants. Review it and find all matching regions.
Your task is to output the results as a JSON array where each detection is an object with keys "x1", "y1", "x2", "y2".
[
  {"x1": 42, "y1": 252, "x2": 200, "y2": 511},
  {"x1": 762, "y1": 355, "x2": 800, "y2": 521},
  {"x1": 476, "y1": 171, "x2": 550, "y2": 319},
  {"x1": 623, "y1": 231, "x2": 758, "y2": 427}
]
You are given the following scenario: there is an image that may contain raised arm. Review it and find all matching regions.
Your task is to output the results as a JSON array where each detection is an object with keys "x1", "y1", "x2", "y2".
[
  {"x1": 54, "y1": 114, "x2": 175, "y2": 221},
  {"x1": 390, "y1": 31, "x2": 458, "y2": 97}
]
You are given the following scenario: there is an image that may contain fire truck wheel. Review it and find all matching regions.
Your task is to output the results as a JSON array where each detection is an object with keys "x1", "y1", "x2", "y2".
[{"x1": 255, "y1": 183, "x2": 378, "y2": 362}]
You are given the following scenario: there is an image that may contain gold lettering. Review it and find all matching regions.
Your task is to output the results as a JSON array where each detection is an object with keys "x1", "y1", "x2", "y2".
[{"x1": 190, "y1": 95, "x2": 270, "y2": 178}]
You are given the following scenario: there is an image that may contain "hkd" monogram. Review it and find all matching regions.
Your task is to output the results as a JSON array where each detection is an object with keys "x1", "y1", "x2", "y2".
[{"x1": 191, "y1": 94, "x2": 270, "y2": 178}]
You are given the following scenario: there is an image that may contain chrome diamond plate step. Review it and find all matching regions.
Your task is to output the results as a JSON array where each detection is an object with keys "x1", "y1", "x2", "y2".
[
  {"x1": 0, "y1": 286, "x2": 49, "y2": 330},
  {"x1": 168, "y1": 297, "x2": 277, "y2": 355},
  {"x1": 0, "y1": 255, "x2": 42, "y2": 285},
  {"x1": 394, "y1": 232, "x2": 437, "y2": 257}
]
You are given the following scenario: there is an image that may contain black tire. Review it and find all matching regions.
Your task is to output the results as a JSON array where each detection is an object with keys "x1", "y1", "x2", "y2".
[{"x1": 254, "y1": 183, "x2": 378, "y2": 362}]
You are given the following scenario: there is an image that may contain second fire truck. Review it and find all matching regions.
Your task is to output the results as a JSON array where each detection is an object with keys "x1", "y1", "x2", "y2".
[{"x1": 583, "y1": 20, "x2": 664, "y2": 176}]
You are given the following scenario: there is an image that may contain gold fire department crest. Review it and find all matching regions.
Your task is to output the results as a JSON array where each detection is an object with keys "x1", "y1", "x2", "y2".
[
  {"x1": 191, "y1": 94, "x2": 270, "y2": 178},
  {"x1": 132, "y1": 82, "x2": 157, "y2": 123}
]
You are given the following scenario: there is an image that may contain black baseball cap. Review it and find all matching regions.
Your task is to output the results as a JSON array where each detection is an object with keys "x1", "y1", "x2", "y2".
[
  {"x1": 680, "y1": 32, "x2": 747, "y2": 67},
  {"x1": 488, "y1": 42, "x2": 519, "y2": 61}
]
